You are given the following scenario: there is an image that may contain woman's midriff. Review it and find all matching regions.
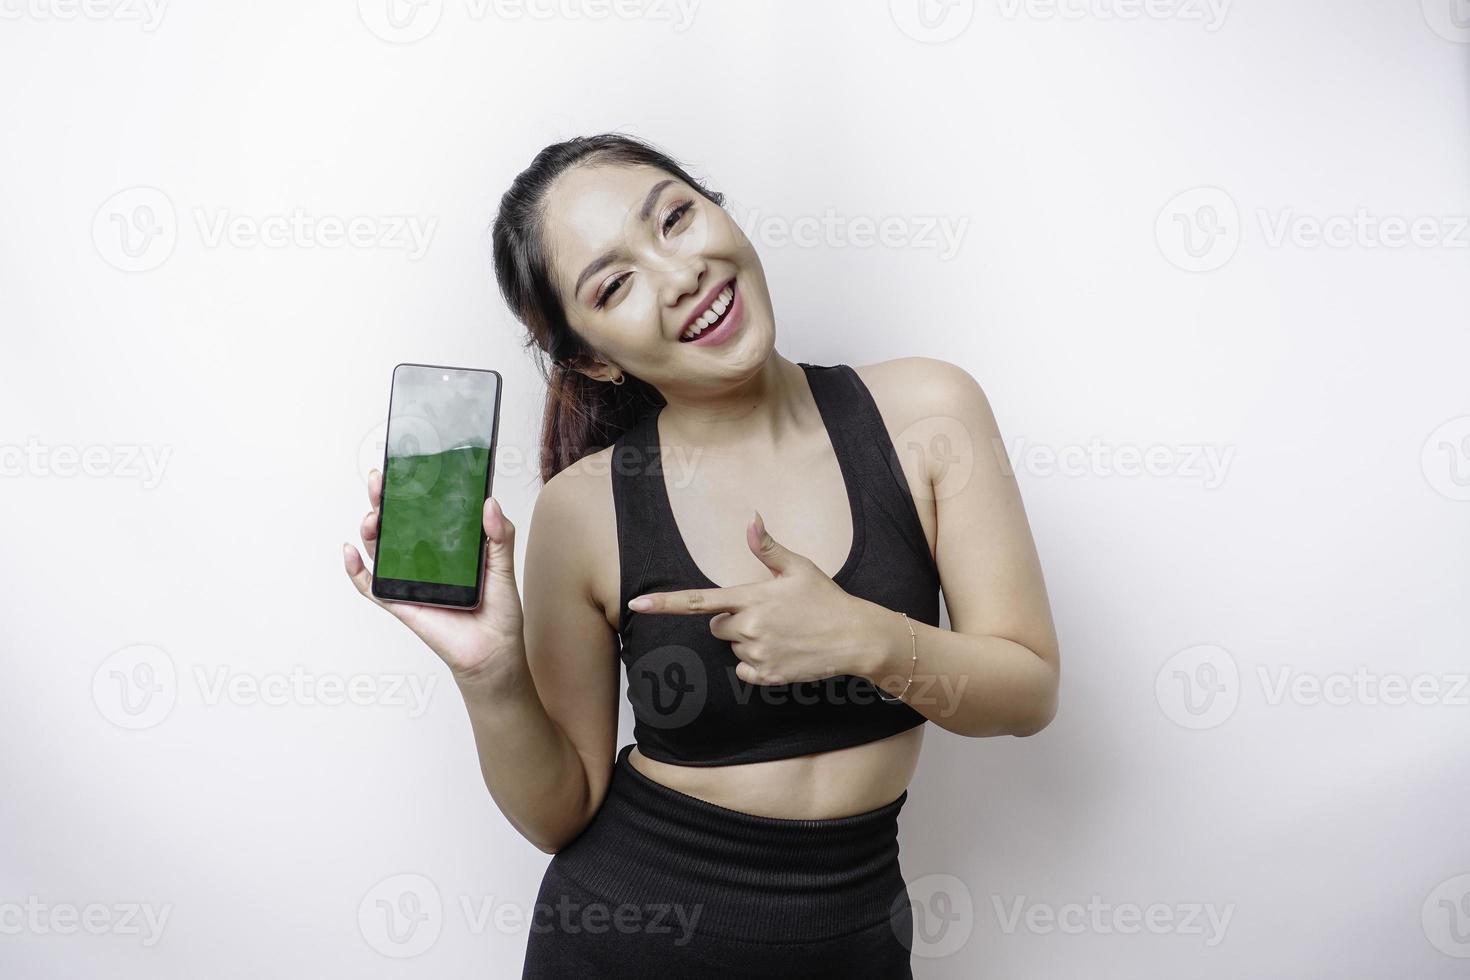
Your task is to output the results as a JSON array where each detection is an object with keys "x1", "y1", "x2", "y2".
[{"x1": 627, "y1": 724, "x2": 924, "y2": 819}]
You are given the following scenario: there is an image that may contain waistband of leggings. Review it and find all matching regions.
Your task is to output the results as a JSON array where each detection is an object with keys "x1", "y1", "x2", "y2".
[
  {"x1": 612, "y1": 742, "x2": 908, "y2": 854},
  {"x1": 552, "y1": 742, "x2": 910, "y2": 942}
]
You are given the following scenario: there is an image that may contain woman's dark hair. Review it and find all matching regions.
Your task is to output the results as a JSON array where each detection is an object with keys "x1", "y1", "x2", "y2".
[{"x1": 491, "y1": 132, "x2": 727, "y2": 484}]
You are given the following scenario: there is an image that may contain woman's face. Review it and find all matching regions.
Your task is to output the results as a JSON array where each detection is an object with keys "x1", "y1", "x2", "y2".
[{"x1": 541, "y1": 163, "x2": 773, "y2": 391}]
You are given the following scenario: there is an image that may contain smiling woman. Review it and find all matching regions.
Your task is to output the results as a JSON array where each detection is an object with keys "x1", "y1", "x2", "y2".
[
  {"x1": 345, "y1": 132, "x2": 1059, "y2": 978},
  {"x1": 489, "y1": 135, "x2": 736, "y2": 483}
]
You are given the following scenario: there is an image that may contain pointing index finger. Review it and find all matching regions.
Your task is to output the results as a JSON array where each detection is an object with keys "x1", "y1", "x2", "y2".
[{"x1": 628, "y1": 585, "x2": 749, "y2": 615}]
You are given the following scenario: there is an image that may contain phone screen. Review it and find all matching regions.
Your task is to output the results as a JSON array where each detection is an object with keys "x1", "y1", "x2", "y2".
[{"x1": 371, "y1": 363, "x2": 502, "y2": 608}]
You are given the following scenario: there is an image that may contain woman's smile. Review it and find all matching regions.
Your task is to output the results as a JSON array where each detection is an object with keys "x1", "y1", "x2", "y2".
[{"x1": 678, "y1": 275, "x2": 745, "y2": 346}]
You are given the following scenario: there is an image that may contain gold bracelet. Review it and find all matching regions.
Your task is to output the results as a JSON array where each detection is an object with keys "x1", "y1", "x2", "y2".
[{"x1": 877, "y1": 611, "x2": 918, "y2": 703}]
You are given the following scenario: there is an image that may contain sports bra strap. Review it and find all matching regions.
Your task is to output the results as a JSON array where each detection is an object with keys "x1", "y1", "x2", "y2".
[{"x1": 802, "y1": 363, "x2": 935, "y2": 574}]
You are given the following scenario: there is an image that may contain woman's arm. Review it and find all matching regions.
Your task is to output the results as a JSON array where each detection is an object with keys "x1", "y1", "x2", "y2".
[
  {"x1": 852, "y1": 356, "x2": 1060, "y2": 738},
  {"x1": 458, "y1": 463, "x2": 621, "y2": 853},
  {"x1": 344, "y1": 459, "x2": 620, "y2": 854}
]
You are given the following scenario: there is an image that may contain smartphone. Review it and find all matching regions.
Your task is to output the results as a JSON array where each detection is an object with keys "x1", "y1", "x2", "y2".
[{"x1": 371, "y1": 363, "x2": 502, "y2": 609}]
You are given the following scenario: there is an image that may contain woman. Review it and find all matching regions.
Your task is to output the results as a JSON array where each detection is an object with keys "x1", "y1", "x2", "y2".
[{"x1": 342, "y1": 133, "x2": 1060, "y2": 978}]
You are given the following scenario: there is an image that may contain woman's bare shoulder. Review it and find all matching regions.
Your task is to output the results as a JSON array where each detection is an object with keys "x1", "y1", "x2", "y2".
[
  {"x1": 848, "y1": 357, "x2": 984, "y2": 560},
  {"x1": 851, "y1": 355, "x2": 985, "y2": 426},
  {"x1": 530, "y1": 444, "x2": 622, "y2": 628}
]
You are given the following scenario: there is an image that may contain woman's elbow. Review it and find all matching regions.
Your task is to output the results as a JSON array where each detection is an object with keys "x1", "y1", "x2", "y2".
[{"x1": 1013, "y1": 660, "x2": 1059, "y2": 737}]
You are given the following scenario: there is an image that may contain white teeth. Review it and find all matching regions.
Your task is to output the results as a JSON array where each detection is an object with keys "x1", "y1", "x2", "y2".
[{"x1": 682, "y1": 285, "x2": 734, "y2": 340}]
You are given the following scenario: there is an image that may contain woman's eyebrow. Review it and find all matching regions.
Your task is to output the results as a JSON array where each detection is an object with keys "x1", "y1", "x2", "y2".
[{"x1": 572, "y1": 178, "x2": 678, "y2": 298}]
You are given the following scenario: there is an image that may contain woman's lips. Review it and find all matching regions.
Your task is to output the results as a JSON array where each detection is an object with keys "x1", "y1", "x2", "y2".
[
  {"x1": 680, "y1": 279, "x2": 744, "y2": 346},
  {"x1": 679, "y1": 276, "x2": 737, "y2": 336}
]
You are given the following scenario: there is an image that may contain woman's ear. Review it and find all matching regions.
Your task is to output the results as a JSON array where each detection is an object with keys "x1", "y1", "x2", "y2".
[{"x1": 558, "y1": 353, "x2": 622, "y2": 385}]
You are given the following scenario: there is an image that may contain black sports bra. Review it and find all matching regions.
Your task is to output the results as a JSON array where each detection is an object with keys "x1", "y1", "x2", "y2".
[{"x1": 609, "y1": 362, "x2": 942, "y2": 766}]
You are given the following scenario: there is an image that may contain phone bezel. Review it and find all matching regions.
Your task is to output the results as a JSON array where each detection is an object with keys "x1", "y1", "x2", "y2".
[{"x1": 370, "y1": 362, "x2": 503, "y2": 610}]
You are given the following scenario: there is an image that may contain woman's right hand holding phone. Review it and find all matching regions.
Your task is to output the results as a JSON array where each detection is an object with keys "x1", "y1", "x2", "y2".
[{"x1": 342, "y1": 469, "x2": 527, "y2": 690}]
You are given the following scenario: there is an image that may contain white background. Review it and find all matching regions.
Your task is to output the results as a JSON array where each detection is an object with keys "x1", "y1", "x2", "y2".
[{"x1": 2, "y1": 1, "x2": 1468, "y2": 977}]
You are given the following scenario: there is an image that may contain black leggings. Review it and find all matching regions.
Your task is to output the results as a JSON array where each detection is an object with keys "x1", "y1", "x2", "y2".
[{"x1": 521, "y1": 743, "x2": 915, "y2": 979}]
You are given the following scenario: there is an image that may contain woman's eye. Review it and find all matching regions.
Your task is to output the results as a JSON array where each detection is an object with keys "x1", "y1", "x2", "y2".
[
  {"x1": 595, "y1": 273, "x2": 629, "y2": 308},
  {"x1": 594, "y1": 202, "x2": 694, "y2": 308},
  {"x1": 662, "y1": 201, "x2": 693, "y2": 235}
]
